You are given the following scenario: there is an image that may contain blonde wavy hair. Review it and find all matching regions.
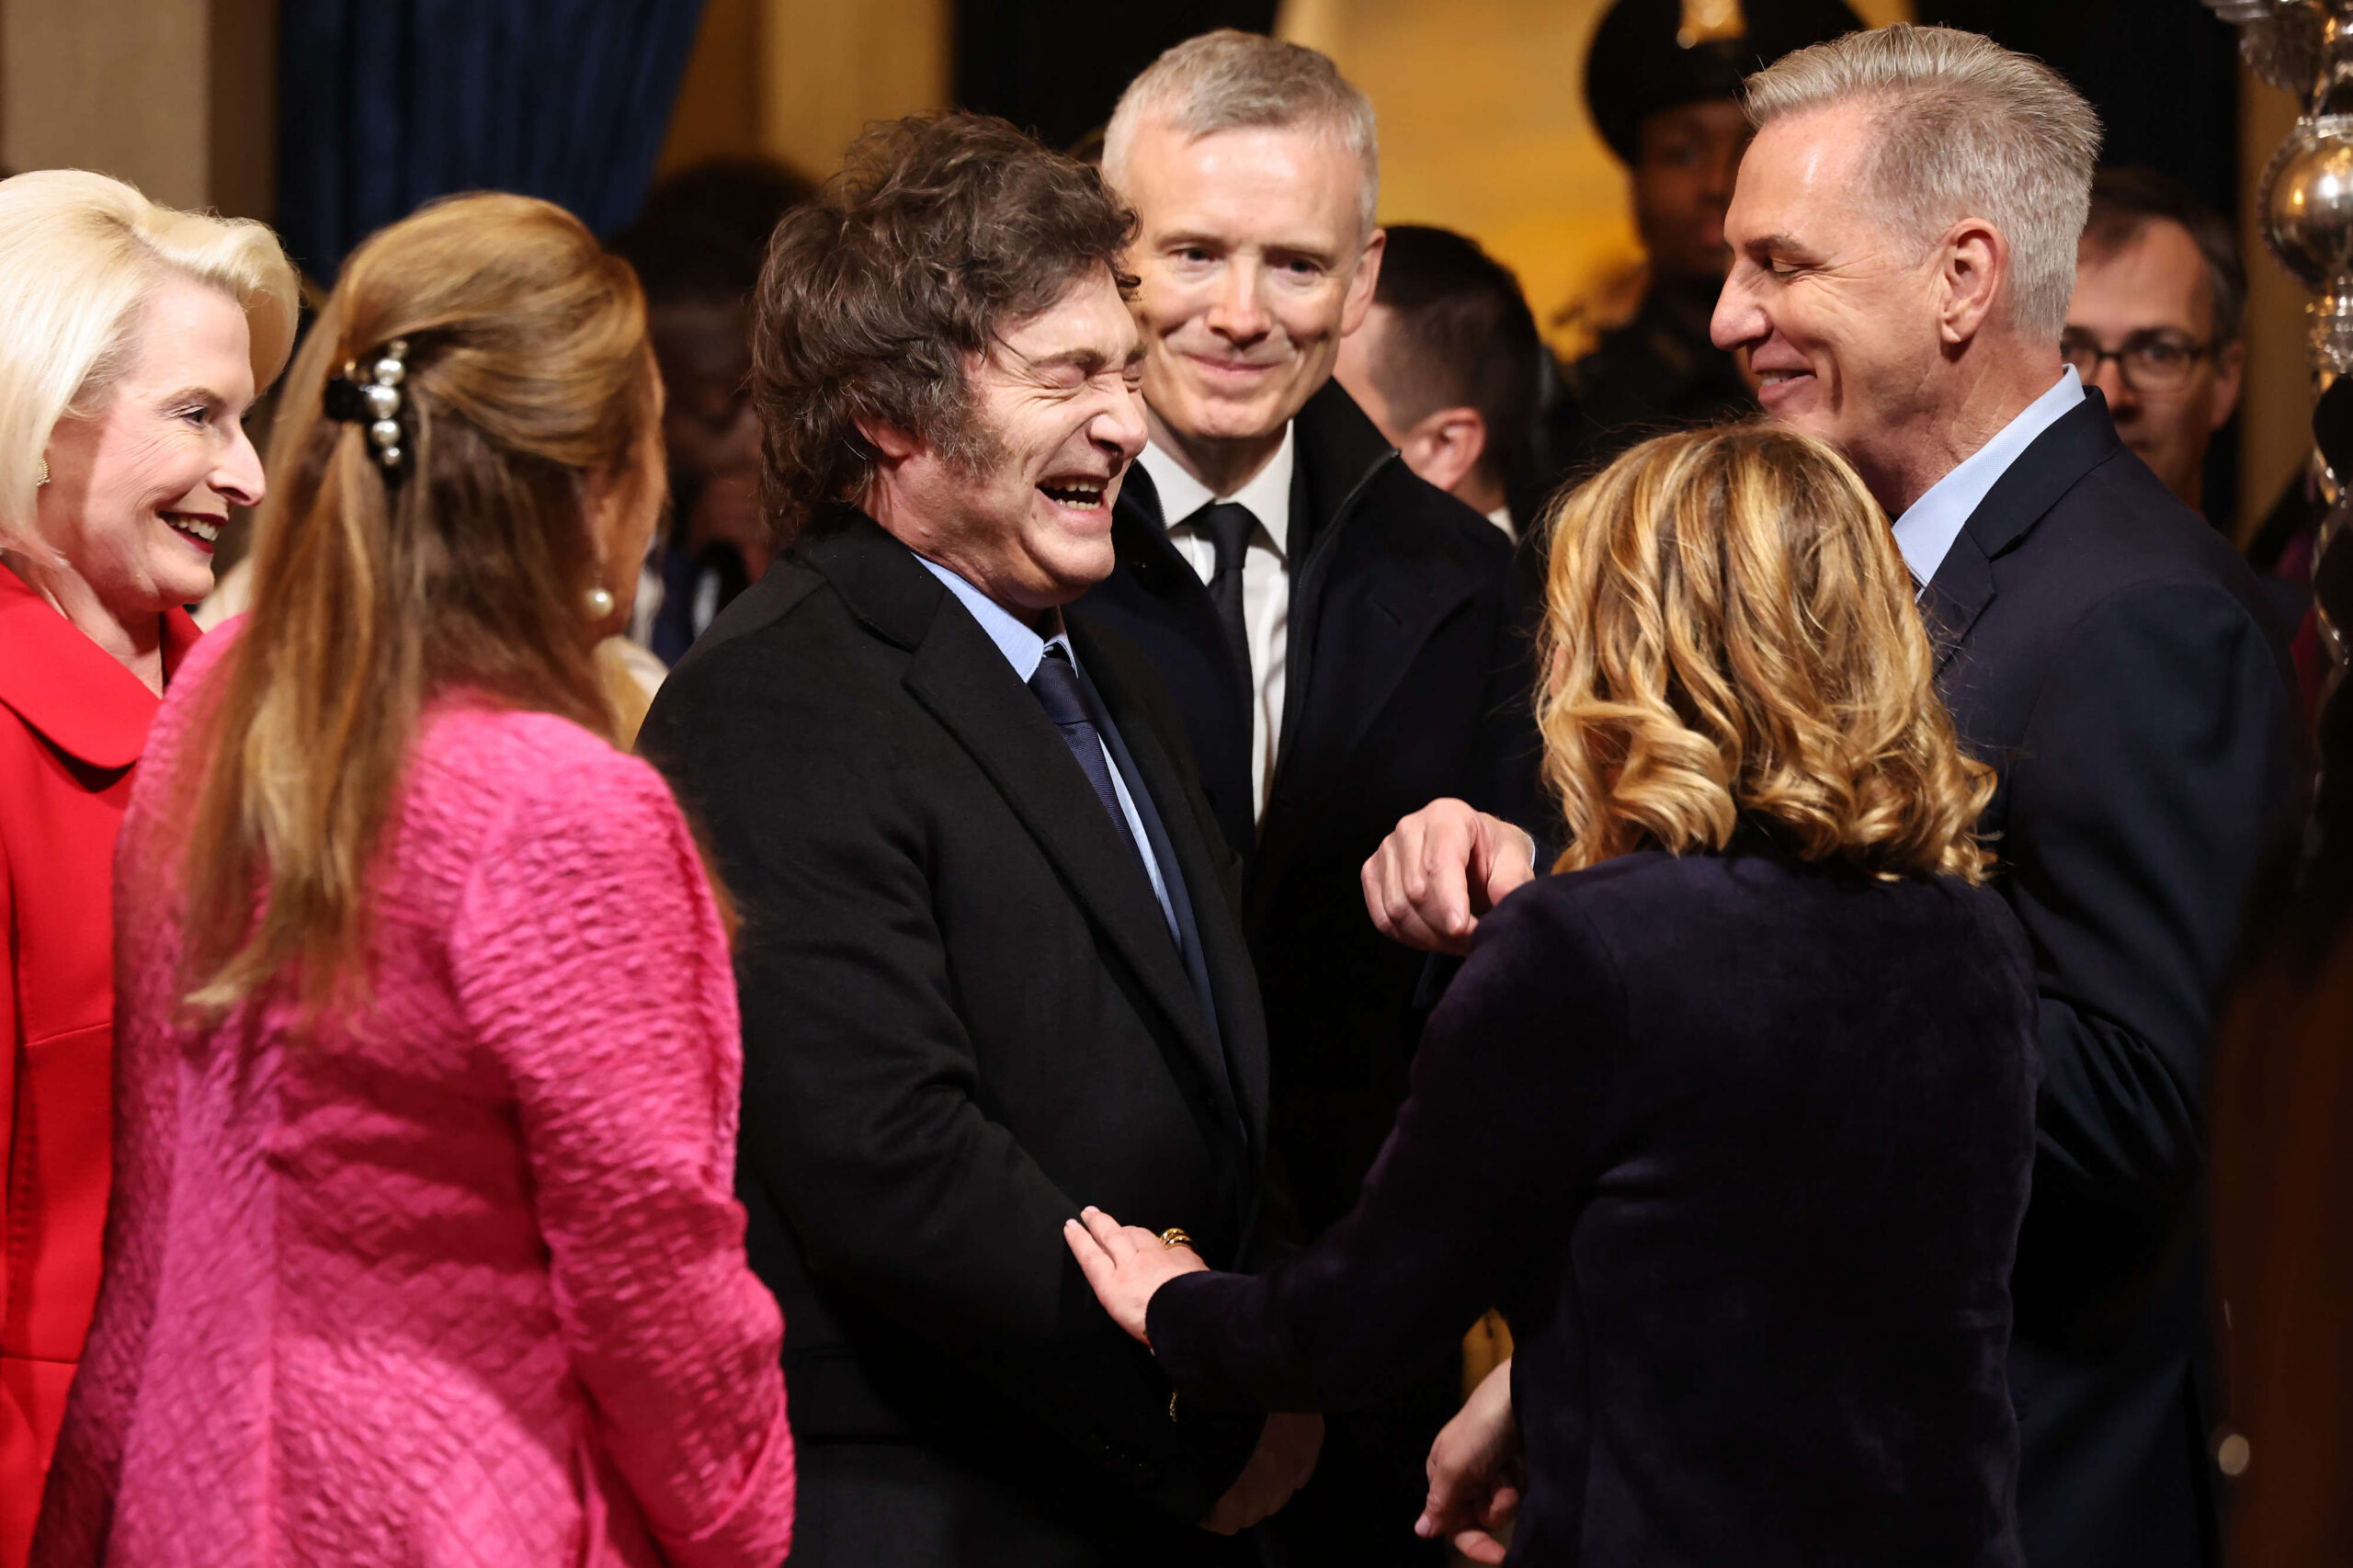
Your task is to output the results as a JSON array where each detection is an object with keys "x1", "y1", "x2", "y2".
[{"x1": 1537, "y1": 424, "x2": 1994, "y2": 882}]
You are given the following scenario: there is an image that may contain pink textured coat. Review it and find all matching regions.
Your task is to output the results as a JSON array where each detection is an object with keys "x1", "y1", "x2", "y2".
[{"x1": 33, "y1": 626, "x2": 794, "y2": 1566}]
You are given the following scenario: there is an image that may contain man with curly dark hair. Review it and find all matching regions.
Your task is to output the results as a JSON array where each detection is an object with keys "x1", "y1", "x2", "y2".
[{"x1": 639, "y1": 111, "x2": 1316, "y2": 1567}]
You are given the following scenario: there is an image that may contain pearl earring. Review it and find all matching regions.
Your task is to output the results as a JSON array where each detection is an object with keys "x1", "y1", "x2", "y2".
[
  {"x1": 585, "y1": 585, "x2": 616, "y2": 619},
  {"x1": 35, "y1": 460, "x2": 50, "y2": 487}
]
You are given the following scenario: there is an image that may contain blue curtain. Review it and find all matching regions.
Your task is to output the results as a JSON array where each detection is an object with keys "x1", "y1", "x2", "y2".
[{"x1": 278, "y1": 0, "x2": 707, "y2": 282}]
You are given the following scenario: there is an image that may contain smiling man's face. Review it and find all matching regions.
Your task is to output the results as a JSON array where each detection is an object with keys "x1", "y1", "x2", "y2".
[
  {"x1": 1711, "y1": 102, "x2": 1949, "y2": 496},
  {"x1": 884, "y1": 266, "x2": 1151, "y2": 618},
  {"x1": 1118, "y1": 117, "x2": 1381, "y2": 459}
]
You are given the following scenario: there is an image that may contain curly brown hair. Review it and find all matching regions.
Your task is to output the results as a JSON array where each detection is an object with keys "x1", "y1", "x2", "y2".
[
  {"x1": 751, "y1": 112, "x2": 1137, "y2": 540},
  {"x1": 1536, "y1": 423, "x2": 1995, "y2": 883}
]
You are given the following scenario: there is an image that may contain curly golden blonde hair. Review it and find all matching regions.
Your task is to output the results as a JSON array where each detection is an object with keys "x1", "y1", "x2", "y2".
[{"x1": 1536, "y1": 423, "x2": 1994, "y2": 882}]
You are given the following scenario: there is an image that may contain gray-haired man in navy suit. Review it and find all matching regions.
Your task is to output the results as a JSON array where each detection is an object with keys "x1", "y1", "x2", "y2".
[{"x1": 1379, "y1": 27, "x2": 2298, "y2": 1568}]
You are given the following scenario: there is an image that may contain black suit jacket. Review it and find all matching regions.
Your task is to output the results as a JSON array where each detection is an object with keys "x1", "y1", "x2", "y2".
[
  {"x1": 639, "y1": 516, "x2": 1271, "y2": 1565},
  {"x1": 1078, "y1": 381, "x2": 1540, "y2": 1234},
  {"x1": 1148, "y1": 847, "x2": 2041, "y2": 1567},
  {"x1": 1922, "y1": 393, "x2": 2301, "y2": 1568}
]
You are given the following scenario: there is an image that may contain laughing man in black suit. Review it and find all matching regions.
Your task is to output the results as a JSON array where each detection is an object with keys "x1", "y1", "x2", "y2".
[
  {"x1": 1376, "y1": 28, "x2": 2299, "y2": 1568},
  {"x1": 639, "y1": 113, "x2": 1318, "y2": 1567},
  {"x1": 1081, "y1": 37, "x2": 1540, "y2": 1560}
]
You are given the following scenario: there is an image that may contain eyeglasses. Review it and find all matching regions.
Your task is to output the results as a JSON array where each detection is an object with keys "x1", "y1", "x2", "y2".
[{"x1": 2058, "y1": 329, "x2": 2215, "y2": 394}]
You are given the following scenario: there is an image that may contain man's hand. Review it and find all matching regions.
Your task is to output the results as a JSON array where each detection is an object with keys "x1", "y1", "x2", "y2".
[
  {"x1": 1416, "y1": 1359, "x2": 1522, "y2": 1563},
  {"x1": 1201, "y1": 1412, "x2": 1324, "y2": 1535},
  {"x1": 1362, "y1": 799, "x2": 1538, "y2": 956}
]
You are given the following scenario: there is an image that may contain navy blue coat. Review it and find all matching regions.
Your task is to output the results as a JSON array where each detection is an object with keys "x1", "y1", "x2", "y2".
[
  {"x1": 1146, "y1": 847, "x2": 2041, "y2": 1566},
  {"x1": 1920, "y1": 392, "x2": 2302, "y2": 1568}
]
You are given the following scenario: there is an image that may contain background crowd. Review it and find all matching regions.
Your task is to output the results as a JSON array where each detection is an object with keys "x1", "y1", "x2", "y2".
[{"x1": 0, "y1": 3, "x2": 2345, "y2": 1567}]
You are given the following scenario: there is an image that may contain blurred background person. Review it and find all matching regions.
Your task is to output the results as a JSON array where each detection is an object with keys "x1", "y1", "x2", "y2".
[
  {"x1": 32, "y1": 194, "x2": 796, "y2": 1567},
  {"x1": 1075, "y1": 423, "x2": 2038, "y2": 1568},
  {"x1": 1332, "y1": 223, "x2": 1547, "y2": 540},
  {"x1": 1552, "y1": 0, "x2": 1864, "y2": 476},
  {"x1": 2063, "y1": 167, "x2": 2245, "y2": 519},
  {"x1": 0, "y1": 168, "x2": 296, "y2": 1568},
  {"x1": 611, "y1": 157, "x2": 813, "y2": 666},
  {"x1": 1086, "y1": 33, "x2": 1538, "y2": 1562}
]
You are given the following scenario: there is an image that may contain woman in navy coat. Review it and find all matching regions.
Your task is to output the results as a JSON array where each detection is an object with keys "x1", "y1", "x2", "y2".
[{"x1": 1068, "y1": 425, "x2": 2040, "y2": 1567}]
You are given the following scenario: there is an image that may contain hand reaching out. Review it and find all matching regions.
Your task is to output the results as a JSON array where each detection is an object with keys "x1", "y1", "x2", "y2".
[
  {"x1": 1417, "y1": 1358, "x2": 1523, "y2": 1563},
  {"x1": 1063, "y1": 1207, "x2": 1323, "y2": 1533},
  {"x1": 1362, "y1": 799, "x2": 1538, "y2": 956},
  {"x1": 1063, "y1": 1205, "x2": 1209, "y2": 1345}
]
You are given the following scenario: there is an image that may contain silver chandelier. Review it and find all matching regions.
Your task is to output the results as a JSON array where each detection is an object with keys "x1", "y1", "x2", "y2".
[{"x1": 2211, "y1": 0, "x2": 2353, "y2": 695}]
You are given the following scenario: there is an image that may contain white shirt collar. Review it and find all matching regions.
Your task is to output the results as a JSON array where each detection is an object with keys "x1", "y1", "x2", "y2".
[
  {"x1": 1893, "y1": 367, "x2": 2084, "y2": 592},
  {"x1": 1138, "y1": 424, "x2": 1298, "y2": 558}
]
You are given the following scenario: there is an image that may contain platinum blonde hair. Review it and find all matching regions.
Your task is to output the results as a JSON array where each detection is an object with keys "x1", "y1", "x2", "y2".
[
  {"x1": 0, "y1": 169, "x2": 300, "y2": 549},
  {"x1": 1745, "y1": 25, "x2": 2101, "y2": 340},
  {"x1": 1104, "y1": 28, "x2": 1381, "y2": 239}
]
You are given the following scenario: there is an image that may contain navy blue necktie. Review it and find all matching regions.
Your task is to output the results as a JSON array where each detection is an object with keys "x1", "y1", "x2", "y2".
[
  {"x1": 1030, "y1": 645, "x2": 1147, "y2": 871},
  {"x1": 1193, "y1": 502, "x2": 1256, "y2": 687}
]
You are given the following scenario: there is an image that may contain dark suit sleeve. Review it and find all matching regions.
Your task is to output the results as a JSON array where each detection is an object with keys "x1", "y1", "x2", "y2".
[
  {"x1": 2005, "y1": 578, "x2": 2293, "y2": 1229},
  {"x1": 1144, "y1": 886, "x2": 1625, "y2": 1410},
  {"x1": 641, "y1": 644, "x2": 1258, "y2": 1525},
  {"x1": 1466, "y1": 542, "x2": 1547, "y2": 846}
]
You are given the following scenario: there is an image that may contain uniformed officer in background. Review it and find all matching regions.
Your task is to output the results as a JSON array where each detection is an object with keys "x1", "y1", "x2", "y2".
[{"x1": 1552, "y1": 0, "x2": 1865, "y2": 475}]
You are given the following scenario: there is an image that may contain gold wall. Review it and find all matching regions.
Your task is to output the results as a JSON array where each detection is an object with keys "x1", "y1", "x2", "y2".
[
  {"x1": 659, "y1": 0, "x2": 950, "y2": 180},
  {"x1": 2238, "y1": 68, "x2": 2310, "y2": 540},
  {"x1": 0, "y1": 0, "x2": 277, "y2": 221},
  {"x1": 1275, "y1": 0, "x2": 1915, "y2": 355}
]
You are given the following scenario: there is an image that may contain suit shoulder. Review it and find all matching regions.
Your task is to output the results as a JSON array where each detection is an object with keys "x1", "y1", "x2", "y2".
[
  {"x1": 664, "y1": 557, "x2": 828, "y2": 680},
  {"x1": 641, "y1": 565, "x2": 909, "y2": 780},
  {"x1": 2047, "y1": 455, "x2": 2263, "y2": 593},
  {"x1": 1373, "y1": 462, "x2": 1513, "y2": 556},
  {"x1": 2007, "y1": 455, "x2": 2286, "y2": 645}
]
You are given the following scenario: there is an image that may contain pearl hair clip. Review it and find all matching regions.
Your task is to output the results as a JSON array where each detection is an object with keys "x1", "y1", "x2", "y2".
[{"x1": 324, "y1": 337, "x2": 411, "y2": 473}]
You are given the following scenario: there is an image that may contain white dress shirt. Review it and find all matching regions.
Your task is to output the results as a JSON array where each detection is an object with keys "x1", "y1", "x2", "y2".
[
  {"x1": 1893, "y1": 368, "x2": 2085, "y2": 594},
  {"x1": 911, "y1": 551, "x2": 1178, "y2": 941},
  {"x1": 1139, "y1": 427, "x2": 1297, "y2": 825}
]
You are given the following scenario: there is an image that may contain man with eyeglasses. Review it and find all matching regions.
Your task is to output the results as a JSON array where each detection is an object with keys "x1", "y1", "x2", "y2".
[{"x1": 2063, "y1": 167, "x2": 2245, "y2": 519}]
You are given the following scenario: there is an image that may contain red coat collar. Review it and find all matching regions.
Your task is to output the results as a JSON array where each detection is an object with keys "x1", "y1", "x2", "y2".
[{"x1": 0, "y1": 566, "x2": 201, "y2": 768}]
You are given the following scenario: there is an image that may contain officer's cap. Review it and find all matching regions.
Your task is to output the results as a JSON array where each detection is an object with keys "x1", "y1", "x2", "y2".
[{"x1": 1586, "y1": 0, "x2": 1868, "y2": 164}]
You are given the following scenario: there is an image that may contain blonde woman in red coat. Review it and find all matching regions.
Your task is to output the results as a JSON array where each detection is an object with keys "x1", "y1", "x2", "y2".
[{"x1": 0, "y1": 169, "x2": 295, "y2": 1564}]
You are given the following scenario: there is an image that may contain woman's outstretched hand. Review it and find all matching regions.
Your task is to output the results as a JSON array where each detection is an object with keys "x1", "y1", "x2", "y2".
[
  {"x1": 1063, "y1": 1205, "x2": 1209, "y2": 1345},
  {"x1": 1417, "y1": 1358, "x2": 1524, "y2": 1563}
]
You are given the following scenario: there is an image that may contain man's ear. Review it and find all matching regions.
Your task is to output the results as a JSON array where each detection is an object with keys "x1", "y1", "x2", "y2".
[
  {"x1": 1401, "y1": 405, "x2": 1490, "y2": 499},
  {"x1": 1340, "y1": 227, "x2": 1388, "y2": 338},
  {"x1": 856, "y1": 417, "x2": 921, "y2": 465},
  {"x1": 1937, "y1": 218, "x2": 2007, "y2": 347}
]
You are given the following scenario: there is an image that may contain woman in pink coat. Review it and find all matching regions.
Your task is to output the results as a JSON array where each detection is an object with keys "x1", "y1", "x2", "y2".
[{"x1": 33, "y1": 194, "x2": 794, "y2": 1567}]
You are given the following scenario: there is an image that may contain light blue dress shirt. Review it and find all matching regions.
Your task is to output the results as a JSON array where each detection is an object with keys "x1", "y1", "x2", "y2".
[
  {"x1": 1892, "y1": 367, "x2": 2085, "y2": 594},
  {"x1": 912, "y1": 552, "x2": 1179, "y2": 939}
]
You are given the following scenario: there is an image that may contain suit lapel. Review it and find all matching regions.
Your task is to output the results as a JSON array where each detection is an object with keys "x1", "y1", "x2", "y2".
[
  {"x1": 813, "y1": 526, "x2": 1225, "y2": 1128},
  {"x1": 1074, "y1": 621, "x2": 1265, "y2": 1159},
  {"x1": 1102, "y1": 473, "x2": 1258, "y2": 855},
  {"x1": 1922, "y1": 531, "x2": 1995, "y2": 677},
  {"x1": 1924, "y1": 392, "x2": 2124, "y2": 677}
]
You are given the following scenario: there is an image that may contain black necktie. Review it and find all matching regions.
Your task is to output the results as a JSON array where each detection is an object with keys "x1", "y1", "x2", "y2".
[
  {"x1": 1030, "y1": 644, "x2": 1147, "y2": 871},
  {"x1": 1193, "y1": 502, "x2": 1256, "y2": 687}
]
